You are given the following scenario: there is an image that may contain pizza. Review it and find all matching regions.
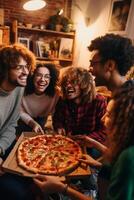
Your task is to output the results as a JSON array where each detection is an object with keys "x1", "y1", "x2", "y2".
[{"x1": 17, "y1": 134, "x2": 83, "y2": 175}]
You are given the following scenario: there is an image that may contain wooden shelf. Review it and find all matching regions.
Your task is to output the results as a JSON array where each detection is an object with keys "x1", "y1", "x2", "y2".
[
  {"x1": 11, "y1": 20, "x2": 75, "y2": 67},
  {"x1": 0, "y1": 26, "x2": 10, "y2": 45},
  {"x1": 18, "y1": 26, "x2": 75, "y2": 37},
  {"x1": 37, "y1": 57, "x2": 73, "y2": 62}
]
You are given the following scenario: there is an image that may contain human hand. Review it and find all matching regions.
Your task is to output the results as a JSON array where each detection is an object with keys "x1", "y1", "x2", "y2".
[
  {"x1": 57, "y1": 128, "x2": 66, "y2": 136},
  {"x1": 29, "y1": 120, "x2": 44, "y2": 134},
  {"x1": 79, "y1": 154, "x2": 102, "y2": 167},
  {"x1": 71, "y1": 135, "x2": 93, "y2": 147},
  {"x1": 71, "y1": 135, "x2": 107, "y2": 155},
  {"x1": 0, "y1": 157, "x2": 4, "y2": 176},
  {"x1": 33, "y1": 123, "x2": 44, "y2": 134},
  {"x1": 72, "y1": 135, "x2": 105, "y2": 150},
  {"x1": 33, "y1": 175, "x2": 65, "y2": 194}
]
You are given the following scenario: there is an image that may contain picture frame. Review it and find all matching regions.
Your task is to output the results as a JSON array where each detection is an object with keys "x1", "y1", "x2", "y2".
[
  {"x1": 59, "y1": 38, "x2": 73, "y2": 59},
  {"x1": 107, "y1": 0, "x2": 133, "y2": 34},
  {"x1": 36, "y1": 41, "x2": 50, "y2": 58},
  {"x1": 18, "y1": 37, "x2": 30, "y2": 49}
]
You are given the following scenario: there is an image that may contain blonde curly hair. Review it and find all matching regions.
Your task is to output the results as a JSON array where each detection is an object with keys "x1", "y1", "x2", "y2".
[{"x1": 60, "y1": 66, "x2": 96, "y2": 103}]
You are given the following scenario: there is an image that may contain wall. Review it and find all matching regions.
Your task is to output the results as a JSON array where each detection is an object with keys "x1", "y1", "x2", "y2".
[
  {"x1": 0, "y1": 0, "x2": 72, "y2": 26},
  {"x1": 71, "y1": 0, "x2": 134, "y2": 69},
  {"x1": 0, "y1": 0, "x2": 134, "y2": 68}
]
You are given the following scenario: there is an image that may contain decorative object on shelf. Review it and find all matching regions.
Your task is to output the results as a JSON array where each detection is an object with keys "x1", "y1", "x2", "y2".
[
  {"x1": 23, "y1": 0, "x2": 46, "y2": 11},
  {"x1": 36, "y1": 41, "x2": 50, "y2": 58},
  {"x1": 25, "y1": 23, "x2": 33, "y2": 28},
  {"x1": 18, "y1": 37, "x2": 30, "y2": 49},
  {"x1": 40, "y1": 24, "x2": 46, "y2": 30},
  {"x1": 46, "y1": 14, "x2": 74, "y2": 32},
  {"x1": 59, "y1": 38, "x2": 73, "y2": 59}
]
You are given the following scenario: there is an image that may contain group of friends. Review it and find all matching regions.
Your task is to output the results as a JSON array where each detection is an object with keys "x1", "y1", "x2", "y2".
[{"x1": 0, "y1": 33, "x2": 134, "y2": 200}]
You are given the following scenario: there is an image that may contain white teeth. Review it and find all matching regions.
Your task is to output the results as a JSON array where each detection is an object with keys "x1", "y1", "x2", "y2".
[
  {"x1": 20, "y1": 76, "x2": 27, "y2": 80},
  {"x1": 20, "y1": 78, "x2": 27, "y2": 81},
  {"x1": 39, "y1": 84, "x2": 45, "y2": 86},
  {"x1": 67, "y1": 90, "x2": 74, "y2": 93}
]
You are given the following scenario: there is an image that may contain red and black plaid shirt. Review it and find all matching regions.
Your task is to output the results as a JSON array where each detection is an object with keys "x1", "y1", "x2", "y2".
[{"x1": 53, "y1": 94, "x2": 107, "y2": 144}]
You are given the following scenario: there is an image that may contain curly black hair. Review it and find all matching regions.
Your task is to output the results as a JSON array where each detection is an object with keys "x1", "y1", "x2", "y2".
[
  {"x1": 25, "y1": 63, "x2": 59, "y2": 97},
  {"x1": 88, "y1": 34, "x2": 134, "y2": 76}
]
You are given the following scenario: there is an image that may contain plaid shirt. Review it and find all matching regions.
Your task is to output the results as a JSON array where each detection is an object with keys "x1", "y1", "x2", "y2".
[{"x1": 53, "y1": 94, "x2": 107, "y2": 144}]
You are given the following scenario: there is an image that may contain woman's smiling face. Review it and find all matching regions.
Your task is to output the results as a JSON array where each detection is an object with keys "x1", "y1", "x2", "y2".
[{"x1": 34, "y1": 67, "x2": 51, "y2": 95}]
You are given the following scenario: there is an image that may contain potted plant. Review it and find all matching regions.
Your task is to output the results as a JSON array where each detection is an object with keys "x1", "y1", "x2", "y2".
[{"x1": 46, "y1": 15, "x2": 73, "y2": 32}]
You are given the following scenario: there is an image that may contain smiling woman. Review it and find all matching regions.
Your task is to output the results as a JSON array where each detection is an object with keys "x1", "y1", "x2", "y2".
[{"x1": 16, "y1": 63, "x2": 59, "y2": 135}]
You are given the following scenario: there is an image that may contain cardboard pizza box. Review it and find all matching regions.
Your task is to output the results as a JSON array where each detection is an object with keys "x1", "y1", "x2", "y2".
[{"x1": 2, "y1": 132, "x2": 91, "y2": 179}]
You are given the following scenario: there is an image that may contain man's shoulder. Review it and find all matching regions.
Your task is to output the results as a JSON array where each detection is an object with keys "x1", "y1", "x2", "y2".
[
  {"x1": 13, "y1": 87, "x2": 24, "y2": 100},
  {"x1": 15, "y1": 87, "x2": 24, "y2": 94}
]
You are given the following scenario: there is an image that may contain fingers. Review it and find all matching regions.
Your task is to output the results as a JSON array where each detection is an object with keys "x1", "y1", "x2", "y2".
[
  {"x1": 0, "y1": 157, "x2": 3, "y2": 165},
  {"x1": 79, "y1": 154, "x2": 102, "y2": 167},
  {"x1": 79, "y1": 158, "x2": 102, "y2": 167},
  {"x1": 57, "y1": 128, "x2": 66, "y2": 135},
  {"x1": 34, "y1": 125, "x2": 44, "y2": 134}
]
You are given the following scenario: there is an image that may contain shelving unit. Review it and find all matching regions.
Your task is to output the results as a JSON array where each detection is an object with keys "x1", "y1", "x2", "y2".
[
  {"x1": 11, "y1": 20, "x2": 75, "y2": 67},
  {"x1": 0, "y1": 26, "x2": 10, "y2": 45}
]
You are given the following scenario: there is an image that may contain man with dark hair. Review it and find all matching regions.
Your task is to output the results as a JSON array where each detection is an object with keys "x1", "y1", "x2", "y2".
[
  {"x1": 88, "y1": 33, "x2": 134, "y2": 199},
  {"x1": 0, "y1": 43, "x2": 35, "y2": 160},
  {"x1": 88, "y1": 33, "x2": 134, "y2": 92},
  {"x1": 0, "y1": 43, "x2": 36, "y2": 200}
]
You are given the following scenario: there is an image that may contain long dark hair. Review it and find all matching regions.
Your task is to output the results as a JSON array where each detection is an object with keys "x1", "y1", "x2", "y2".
[
  {"x1": 25, "y1": 63, "x2": 59, "y2": 97},
  {"x1": 106, "y1": 85, "x2": 134, "y2": 163}
]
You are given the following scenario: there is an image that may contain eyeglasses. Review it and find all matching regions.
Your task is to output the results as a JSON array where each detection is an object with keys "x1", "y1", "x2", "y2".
[
  {"x1": 89, "y1": 60, "x2": 103, "y2": 66},
  {"x1": 35, "y1": 73, "x2": 51, "y2": 79},
  {"x1": 12, "y1": 64, "x2": 30, "y2": 71},
  {"x1": 65, "y1": 80, "x2": 78, "y2": 86}
]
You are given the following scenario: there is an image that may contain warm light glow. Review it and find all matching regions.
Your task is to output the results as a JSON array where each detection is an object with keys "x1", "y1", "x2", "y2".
[
  {"x1": 58, "y1": 9, "x2": 63, "y2": 15},
  {"x1": 23, "y1": 0, "x2": 46, "y2": 11}
]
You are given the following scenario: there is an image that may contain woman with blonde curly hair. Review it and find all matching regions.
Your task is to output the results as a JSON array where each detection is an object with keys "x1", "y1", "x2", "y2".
[{"x1": 53, "y1": 66, "x2": 107, "y2": 153}]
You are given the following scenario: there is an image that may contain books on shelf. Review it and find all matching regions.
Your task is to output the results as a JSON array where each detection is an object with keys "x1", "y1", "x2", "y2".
[{"x1": 35, "y1": 41, "x2": 50, "y2": 58}]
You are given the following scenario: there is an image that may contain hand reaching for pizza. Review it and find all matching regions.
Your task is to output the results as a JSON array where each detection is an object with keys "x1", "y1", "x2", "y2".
[
  {"x1": 79, "y1": 154, "x2": 102, "y2": 167},
  {"x1": 57, "y1": 128, "x2": 66, "y2": 135},
  {"x1": 33, "y1": 175, "x2": 65, "y2": 194},
  {"x1": 72, "y1": 135, "x2": 107, "y2": 153},
  {"x1": 29, "y1": 120, "x2": 44, "y2": 134},
  {"x1": 0, "y1": 157, "x2": 4, "y2": 176},
  {"x1": 71, "y1": 135, "x2": 93, "y2": 147}
]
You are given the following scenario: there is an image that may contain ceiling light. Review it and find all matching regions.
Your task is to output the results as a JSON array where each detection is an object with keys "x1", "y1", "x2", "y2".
[{"x1": 23, "y1": 0, "x2": 46, "y2": 11}]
